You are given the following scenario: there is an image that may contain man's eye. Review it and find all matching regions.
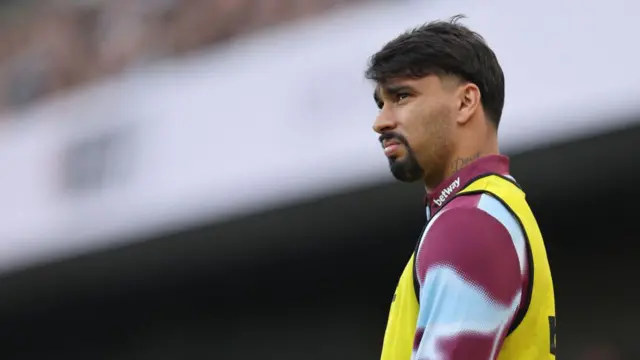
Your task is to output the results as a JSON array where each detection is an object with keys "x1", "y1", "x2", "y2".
[{"x1": 395, "y1": 93, "x2": 410, "y2": 102}]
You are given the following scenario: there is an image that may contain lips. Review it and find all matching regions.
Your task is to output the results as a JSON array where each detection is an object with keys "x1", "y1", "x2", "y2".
[
  {"x1": 379, "y1": 133, "x2": 407, "y2": 157},
  {"x1": 382, "y1": 139, "x2": 401, "y2": 149},
  {"x1": 382, "y1": 139, "x2": 402, "y2": 156}
]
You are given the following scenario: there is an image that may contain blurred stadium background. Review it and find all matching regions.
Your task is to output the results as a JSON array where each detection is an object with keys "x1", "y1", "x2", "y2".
[{"x1": 0, "y1": 0, "x2": 638, "y2": 359}]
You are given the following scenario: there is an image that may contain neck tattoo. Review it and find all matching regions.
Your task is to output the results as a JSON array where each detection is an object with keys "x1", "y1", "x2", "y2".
[{"x1": 449, "y1": 152, "x2": 481, "y2": 174}]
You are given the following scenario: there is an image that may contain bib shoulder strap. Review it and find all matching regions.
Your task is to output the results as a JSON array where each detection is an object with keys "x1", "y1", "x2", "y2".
[{"x1": 457, "y1": 173, "x2": 524, "y2": 199}]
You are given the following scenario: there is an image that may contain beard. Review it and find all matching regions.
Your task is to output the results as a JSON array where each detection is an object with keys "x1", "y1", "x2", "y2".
[{"x1": 380, "y1": 132, "x2": 425, "y2": 183}]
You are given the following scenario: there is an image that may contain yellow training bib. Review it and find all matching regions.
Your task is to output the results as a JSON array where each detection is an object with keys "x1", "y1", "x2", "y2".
[{"x1": 381, "y1": 174, "x2": 556, "y2": 360}]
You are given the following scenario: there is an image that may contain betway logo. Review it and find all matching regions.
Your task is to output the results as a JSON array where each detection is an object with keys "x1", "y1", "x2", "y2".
[{"x1": 433, "y1": 177, "x2": 460, "y2": 206}]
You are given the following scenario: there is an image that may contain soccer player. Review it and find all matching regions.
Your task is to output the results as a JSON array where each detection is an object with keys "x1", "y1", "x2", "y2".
[{"x1": 366, "y1": 17, "x2": 556, "y2": 360}]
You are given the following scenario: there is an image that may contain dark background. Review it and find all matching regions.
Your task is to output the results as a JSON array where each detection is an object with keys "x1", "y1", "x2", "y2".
[{"x1": 0, "y1": 123, "x2": 638, "y2": 360}]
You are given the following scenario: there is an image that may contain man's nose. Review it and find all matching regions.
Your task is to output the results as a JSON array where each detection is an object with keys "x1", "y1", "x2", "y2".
[{"x1": 373, "y1": 113, "x2": 397, "y2": 135}]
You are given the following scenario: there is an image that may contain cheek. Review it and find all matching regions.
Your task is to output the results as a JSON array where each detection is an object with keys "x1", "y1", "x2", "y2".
[
  {"x1": 398, "y1": 104, "x2": 424, "y2": 132},
  {"x1": 404, "y1": 105, "x2": 433, "y2": 146}
]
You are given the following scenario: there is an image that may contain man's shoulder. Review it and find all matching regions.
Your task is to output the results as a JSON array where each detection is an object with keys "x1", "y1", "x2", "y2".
[
  {"x1": 416, "y1": 194, "x2": 524, "y2": 292},
  {"x1": 428, "y1": 193, "x2": 498, "y2": 229},
  {"x1": 431, "y1": 192, "x2": 517, "y2": 231},
  {"x1": 427, "y1": 201, "x2": 508, "y2": 243},
  {"x1": 418, "y1": 193, "x2": 518, "y2": 264},
  {"x1": 417, "y1": 192, "x2": 527, "y2": 281}
]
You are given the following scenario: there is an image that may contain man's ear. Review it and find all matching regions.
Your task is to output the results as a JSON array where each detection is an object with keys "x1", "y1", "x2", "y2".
[{"x1": 457, "y1": 82, "x2": 481, "y2": 125}]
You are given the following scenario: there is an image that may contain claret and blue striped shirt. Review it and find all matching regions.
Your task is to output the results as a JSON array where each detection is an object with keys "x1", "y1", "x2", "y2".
[{"x1": 412, "y1": 155, "x2": 529, "y2": 359}]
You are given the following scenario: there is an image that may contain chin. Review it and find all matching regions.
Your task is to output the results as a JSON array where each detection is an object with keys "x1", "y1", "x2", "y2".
[{"x1": 390, "y1": 161, "x2": 424, "y2": 183}]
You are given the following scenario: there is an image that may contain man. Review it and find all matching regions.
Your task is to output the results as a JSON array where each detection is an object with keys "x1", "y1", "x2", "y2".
[{"x1": 366, "y1": 17, "x2": 556, "y2": 360}]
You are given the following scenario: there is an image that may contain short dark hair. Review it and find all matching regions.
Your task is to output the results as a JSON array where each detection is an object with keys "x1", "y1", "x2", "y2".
[{"x1": 365, "y1": 15, "x2": 505, "y2": 127}]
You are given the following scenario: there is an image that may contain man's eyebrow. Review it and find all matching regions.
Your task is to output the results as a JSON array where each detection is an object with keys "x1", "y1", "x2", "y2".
[
  {"x1": 382, "y1": 84, "x2": 415, "y2": 96},
  {"x1": 373, "y1": 83, "x2": 416, "y2": 108}
]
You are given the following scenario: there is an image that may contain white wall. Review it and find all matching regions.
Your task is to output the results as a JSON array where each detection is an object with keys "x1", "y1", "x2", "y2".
[{"x1": 0, "y1": 0, "x2": 638, "y2": 271}]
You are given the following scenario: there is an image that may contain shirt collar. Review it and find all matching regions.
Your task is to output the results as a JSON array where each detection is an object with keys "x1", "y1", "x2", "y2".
[{"x1": 425, "y1": 154, "x2": 511, "y2": 216}]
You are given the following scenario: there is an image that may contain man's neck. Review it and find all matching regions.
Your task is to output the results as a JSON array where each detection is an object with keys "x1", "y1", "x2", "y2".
[
  {"x1": 424, "y1": 151, "x2": 497, "y2": 192},
  {"x1": 447, "y1": 152, "x2": 482, "y2": 178},
  {"x1": 425, "y1": 128, "x2": 500, "y2": 191},
  {"x1": 423, "y1": 154, "x2": 511, "y2": 211}
]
